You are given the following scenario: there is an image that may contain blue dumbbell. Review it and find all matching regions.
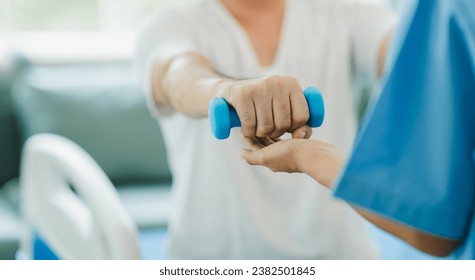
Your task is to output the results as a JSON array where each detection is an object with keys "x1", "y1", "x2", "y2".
[{"x1": 208, "y1": 86, "x2": 325, "y2": 139}]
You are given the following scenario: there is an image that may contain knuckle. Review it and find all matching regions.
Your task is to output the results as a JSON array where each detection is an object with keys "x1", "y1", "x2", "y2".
[
  {"x1": 265, "y1": 75, "x2": 281, "y2": 86},
  {"x1": 282, "y1": 75, "x2": 293, "y2": 82},
  {"x1": 289, "y1": 89, "x2": 303, "y2": 98},
  {"x1": 249, "y1": 85, "x2": 265, "y2": 99},
  {"x1": 260, "y1": 87, "x2": 271, "y2": 99},
  {"x1": 223, "y1": 82, "x2": 237, "y2": 97},
  {"x1": 241, "y1": 88, "x2": 253, "y2": 100},
  {"x1": 288, "y1": 76, "x2": 300, "y2": 85},
  {"x1": 266, "y1": 75, "x2": 279, "y2": 83},
  {"x1": 283, "y1": 76, "x2": 300, "y2": 88}
]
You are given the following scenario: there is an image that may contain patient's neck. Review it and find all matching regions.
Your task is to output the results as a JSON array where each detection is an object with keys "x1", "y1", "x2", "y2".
[
  {"x1": 221, "y1": 0, "x2": 285, "y2": 21},
  {"x1": 220, "y1": 0, "x2": 285, "y2": 67}
]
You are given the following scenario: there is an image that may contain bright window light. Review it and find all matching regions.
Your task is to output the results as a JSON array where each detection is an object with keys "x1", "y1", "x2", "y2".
[{"x1": 0, "y1": 0, "x2": 194, "y2": 32}]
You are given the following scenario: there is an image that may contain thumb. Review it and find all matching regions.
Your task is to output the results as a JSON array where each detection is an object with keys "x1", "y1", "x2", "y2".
[{"x1": 292, "y1": 125, "x2": 313, "y2": 139}]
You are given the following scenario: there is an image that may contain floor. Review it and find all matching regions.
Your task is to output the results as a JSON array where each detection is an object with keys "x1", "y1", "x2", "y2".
[{"x1": 138, "y1": 226, "x2": 454, "y2": 260}]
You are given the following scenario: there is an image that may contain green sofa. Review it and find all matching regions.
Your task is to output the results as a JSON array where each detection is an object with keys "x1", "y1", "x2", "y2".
[{"x1": 0, "y1": 54, "x2": 172, "y2": 259}]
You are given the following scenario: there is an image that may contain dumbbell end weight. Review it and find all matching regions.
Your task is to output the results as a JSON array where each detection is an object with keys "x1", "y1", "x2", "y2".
[
  {"x1": 304, "y1": 86, "x2": 325, "y2": 127},
  {"x1": 209, "y1": 97, "x2": 232, "y2": 140}
]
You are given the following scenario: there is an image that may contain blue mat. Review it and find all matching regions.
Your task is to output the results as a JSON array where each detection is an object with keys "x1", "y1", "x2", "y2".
[
  {"x1": 31, "y1": 228, "x2": 169, "y2": 260},
  {"x1": 139, "y1": 228, "x2": 169, "y2": 260}
]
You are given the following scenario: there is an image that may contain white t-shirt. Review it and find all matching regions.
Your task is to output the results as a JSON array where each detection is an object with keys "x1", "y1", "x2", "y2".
[{"x1": 135, "y1": 0, "x2": 396, "y2": 259}]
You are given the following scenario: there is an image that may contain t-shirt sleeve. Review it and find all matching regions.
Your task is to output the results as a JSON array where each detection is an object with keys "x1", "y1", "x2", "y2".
[
  {"x1": 343, "y1": 2, "x2": 397, "y2": 83},
  {"x1": 334, "y1": 0, "x2": 475, "y2": 239},
  {"x1": 134, "y1": 11, "x2": 199, "y2": 118}
]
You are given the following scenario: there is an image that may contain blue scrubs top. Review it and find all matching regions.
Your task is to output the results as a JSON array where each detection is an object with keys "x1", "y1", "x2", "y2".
[{"x1": 333, "y1": 0, "x2": 475, "y2": 259}]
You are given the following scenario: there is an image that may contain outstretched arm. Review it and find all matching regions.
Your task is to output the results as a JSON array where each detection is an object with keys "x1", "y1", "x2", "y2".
[
  {"x1": 150, "y1": 51, "x2": 311, "y2": 140},
  {"x1": 150, "y1": 51, "x2": 230, "y2": 117},
  {"x1": 241, "y1": 138, "x2": 460, "y2": 257}
]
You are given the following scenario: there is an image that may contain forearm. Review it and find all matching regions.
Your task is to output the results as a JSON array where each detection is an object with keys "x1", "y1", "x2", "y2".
[
  {"x1": 377, "y1": 31, "x2": 393, "y2": 77},
  {"x1": 152, "y1": 52, "x2": 233, "y2": 117},
  {"x1": 357, "y1": 208, "x2": 460, "y2": 257},
  {"x1": 298, "y1": 143, "x2": 459, "y2": 257}
]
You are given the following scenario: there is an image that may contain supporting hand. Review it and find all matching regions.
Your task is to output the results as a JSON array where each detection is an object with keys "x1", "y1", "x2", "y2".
[{"x1": 241, "y1": 137, "x2": 345, "y2": 188}]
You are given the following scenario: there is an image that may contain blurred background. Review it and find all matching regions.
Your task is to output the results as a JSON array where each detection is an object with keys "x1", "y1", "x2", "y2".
[{"x1": 1, "y1": 0, "x2": 437, "y2": 260}]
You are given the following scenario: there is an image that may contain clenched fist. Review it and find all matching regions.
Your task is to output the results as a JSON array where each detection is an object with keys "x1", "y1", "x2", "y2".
[{"x1": 219, "y1": 76, "x2": 310, "y2": 140}]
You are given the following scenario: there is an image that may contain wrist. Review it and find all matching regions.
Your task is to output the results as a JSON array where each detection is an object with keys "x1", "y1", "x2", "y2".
[
  {"x1": 321, "y1": 155, "x2": 344, "y2": 189},
  {"x1": 296, "y1": 140, "x2": 345, "y2": 189},
  {"x1": 214, "y1": 78, "x2": 236, "y2": 99},
  {"x1": 295, "y1": 141, "x2": 311, "y2": 173}
]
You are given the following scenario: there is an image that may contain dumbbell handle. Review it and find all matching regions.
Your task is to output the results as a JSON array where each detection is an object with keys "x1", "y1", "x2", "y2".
[{"x1": 209, "y1": 86, "x2": 325, "y2": 140}]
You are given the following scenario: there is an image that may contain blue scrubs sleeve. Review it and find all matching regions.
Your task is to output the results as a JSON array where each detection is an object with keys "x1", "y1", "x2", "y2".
[{"x1": 333, "y1": 0, "x2": 475, "y2": 239}]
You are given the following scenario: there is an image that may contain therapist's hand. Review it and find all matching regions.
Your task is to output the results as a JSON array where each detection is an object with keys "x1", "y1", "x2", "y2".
[
  {"x1": 241, "y1": 138, "x2": 345, "y2": 188},
  {"x1": 220, "y1": 76, "x2": 310, "y2": 140}
]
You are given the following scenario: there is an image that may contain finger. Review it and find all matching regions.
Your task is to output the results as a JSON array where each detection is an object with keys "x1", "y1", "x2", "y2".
[
  {"x1": 254, "y1": 91, "x2": 274, "y2": 138},
  {"x1": 241, "y1": 149, "x2": 264, "y2": 166},
  {"x1": 256, "y1": 136, "x2": 276, "y2": 147},
  {"x1": 270, "y1": 95, "x2": 291, "y2": 139},
  {"x1": 240, "y1": 133, "x2": 265, "y2": 151},
  {"x1": 289, "y1": 89, "x2": 310, "y2": 132},
  {"x1": 291, "y1": 125, "x2": 313, "y2": 139},
  {"x1": 235, "y1": 96, "x2": 257, "y2": 138}
]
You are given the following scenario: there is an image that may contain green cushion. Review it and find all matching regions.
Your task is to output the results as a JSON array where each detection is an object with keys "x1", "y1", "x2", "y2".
[
  {"x1": 0, "y1": 57, "x2": 21, "y2": 186},
  {"x1": 12, "y1": 62, "x2": 171, "y2": 184}
]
